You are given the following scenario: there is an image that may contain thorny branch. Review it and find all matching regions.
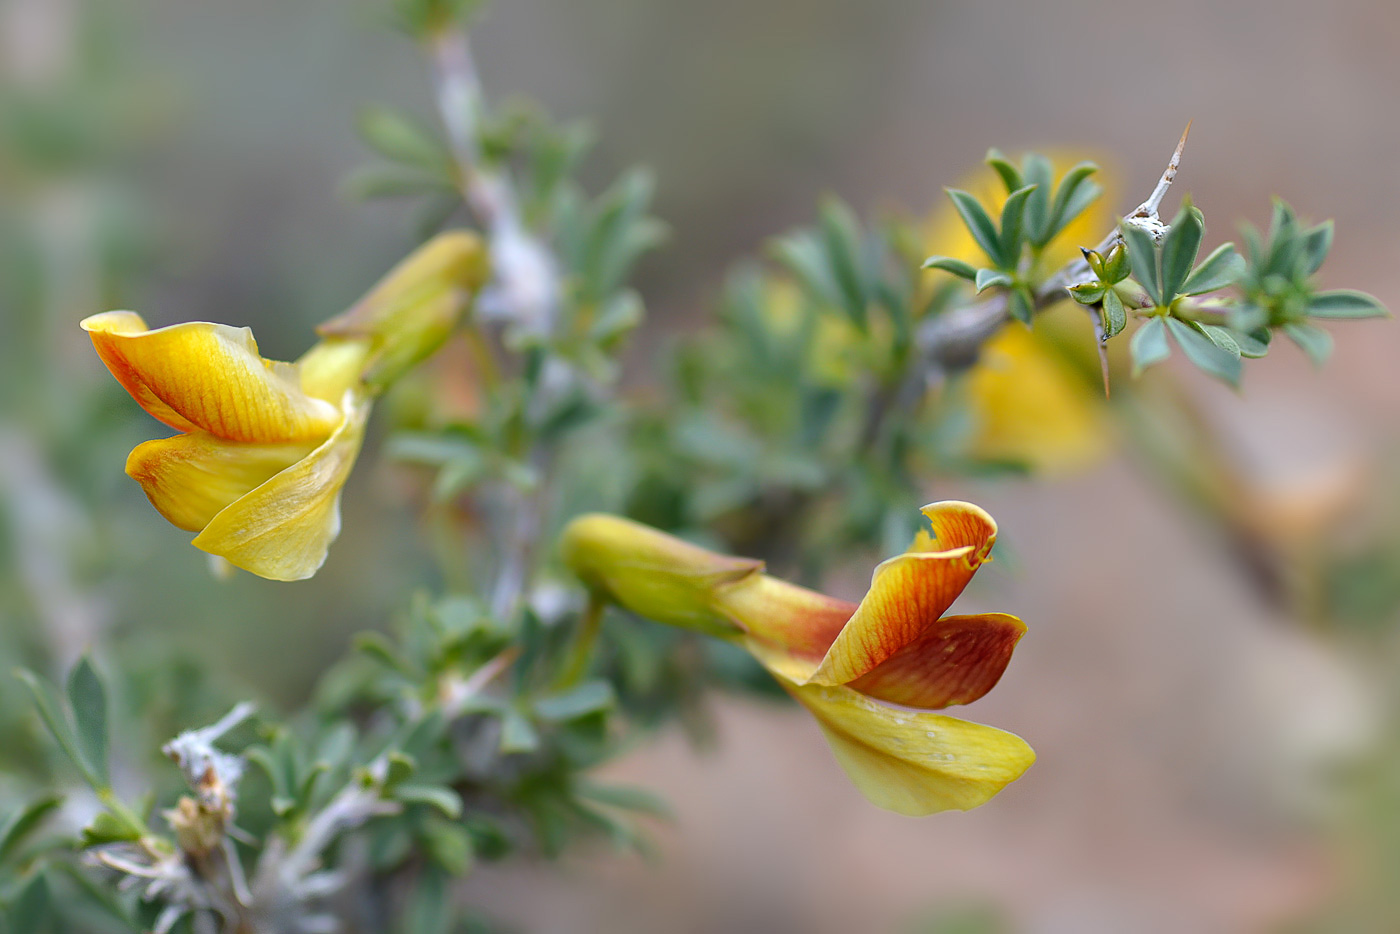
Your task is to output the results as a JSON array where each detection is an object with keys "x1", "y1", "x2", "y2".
[
  {"x1": 428, "y1": 25, "x2": 566, "y2": 623},
  {"x1": 916, "y1": 124, "x2": 1192, "y2": 373}
]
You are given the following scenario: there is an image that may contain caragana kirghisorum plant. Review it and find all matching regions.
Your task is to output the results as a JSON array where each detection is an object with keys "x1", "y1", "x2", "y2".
[{"x1": 2, "y1": 3, "x2": 1390, "y2": 933}]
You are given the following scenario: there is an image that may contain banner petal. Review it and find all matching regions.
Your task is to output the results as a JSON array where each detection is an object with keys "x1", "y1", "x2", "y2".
[
  {"x1": 812, "y1": 501, "x2": 998, "y2": 685},
  {"x1": 82, "y1": 312, "x2": 341, "y2": 443}
]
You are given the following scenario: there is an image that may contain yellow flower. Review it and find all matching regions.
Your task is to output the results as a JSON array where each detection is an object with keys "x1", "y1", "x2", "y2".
[
  {"x1": 926, "y1": 151, "x2": 1114, "y2": 474},
  {"x1": 83, "y1": 231, "x2": 486, "y2": 581},
  {"x1": 962, "y1": 322, "x2": 1108, "y2": 475},
  {"x1": 562, "y1": 501, "x2": 1033, "y2": 815}
]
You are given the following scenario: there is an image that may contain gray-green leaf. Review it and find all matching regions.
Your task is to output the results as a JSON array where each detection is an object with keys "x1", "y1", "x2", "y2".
[
  {"x1": 1166, "y1": 317, "x2": 1242, "y2": 386},
  {"x1": 1308, "y1": 289, "x2": 1389, "y2": 319},
  {"x1": 67, "y1": 657, "x2": 109, "y2": 788},
  {"x1": 1130, "y1": 317, "x2": 1170, "y2": 376},
  {"x1": 0, "y1": 795, "x2": 63, "y2": 866},
  {"x1": 984, "y1": 149, "x2": 1022, "y2": 193},
  {"x1": 1161, "y1": 204, "x2": 1204, "y2": 300},
  {"x1": 1102, "y1": 289, "x2": 1126, "y2": 338},
  {"x1": 17, "y1": 669, "x2": 100, "y2": 791},
  {"x1": 946, "y1": 189, "x2": 1003, "y2": 267},
  {"x1": 1181, "y1": 243, "x2": 1245, "y2": 295},
  {"x1": 922, "y1": 256, "x2": 977, "y2": 281},
  {"x1": 1121, "y1": 224, "x2": 1163, "y2": 307},
  {"x1": 1284, "y1": 321, "x2": 1333, "y2": 366},
  {"x1": 975, "y1": 267, "x2": 1013, "y2": 293},
  {"x1": 998, "y1": 184, "x2": 1038, "y2": 267}
]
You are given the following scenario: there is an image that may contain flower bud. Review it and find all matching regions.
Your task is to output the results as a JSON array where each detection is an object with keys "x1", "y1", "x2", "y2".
[
  {"x1": 559, "y1": 514, "x2": 762, "y2": 638},
  {"x1": 318, "y1": 230, "x2": 488, "y2": 391}
]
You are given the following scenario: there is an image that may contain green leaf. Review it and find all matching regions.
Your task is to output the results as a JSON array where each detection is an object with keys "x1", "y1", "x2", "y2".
[
  {"x1": 770, "y1": 233, "x2": 840, "y2": 309},
  {"x1": 1068, "y1": 282, "x2": 1106, "y2": 305},
  {"x1": 17, "y1": 669, "x2": 99, "y2": 790},
  {"x1": 1102, "y1": 242, "x2": 1130, "y2": 283},
  {"x1": 946, "y1": 189, "x2": 1003, "y2": 267},
  {"x1": 498, "y1": 709, "x2": 539, "y2": 754},
  {"x1": 394, "y1": 783, "x2": 463, "y2": 819},
  {"x1": 8, "y1": 872, "x2": 50, "y2": 934},
  {"x1": 0, "y1": 795, "x2": 62, "y2": 866},
  {"x1": 421, "y1": 817, "x2": 475, "y2": 875},
  {"x1": 399, "y1": 865, "x2": 450, "y2": 934},
  {"x1": 576, "y1": 781, "x2": 674, "y2": 818},
  {"x1": 1284, "y1": 322, "x2": 1333, "y2": 366},
  {"x1": 48, "y1": 860, "x2": 141, "y2": 931},
  {"x1": 1195, "y1": 322, "x2": 1242, "y2": 356},
  {"x1": 1181, "y1": 243, "x2": 1245, "y2": 295},
  {"x1": 1300, "y1": 220, "x2": 1333, "y2": 276},
  {"x1": 1233, "y1": 328, "x2": 1270, "y2": 358},
  {"x1": 1102, "y1": 288, "x2": 1126, "y2": 338},
  {"x1": 1130, "y1": 317, "x2": 1170, "y2": 375},
  {"x1": 1308, "y1": 289, "x2": 1389, "y2": 319},
  {"x1": 353, "y1": 632, "x2": 416, "y2": 676},
  {"x1": 386, "y1": 751, "x2": 417, "y2": 787},
  {"x1": 818, "y1": 199, "x2": 870, "y2": 329},
  {"x1": 974, "y1": 267, "x2": 1012, "y2": 293},
  {"x1": 342, "y1": 166, "x2": 455, "y2": 201},
  {"x1": 984, "y1": 149, "x2": 1022, "y2": 193},
  {"x1": 67, "y1": 657, "x2": 109, "y2": 788},
  {"x1": 1160, "y1": 203, "x2": 1204, "y2": 299},
  {"x1": 1166, "y1": 317, "x2": 1242, "y2": 385},
  {"x1": 357, "y1": 106, "x2": 450, "y2": 172},
  {"x1": 245, "y1": 747, "x2": 289, "y2": 800},
  {"x1": 1268, "y1": 199, "x2": 1298, "y2": 248},
  {"x1": 1121, "y1": 224, "x2": 1163, "y2": 306},
  {"x1": 1007, "y1": 287, "x2": 1033, "y2": 326},
  {"x1": 997, "y1": 184, "x2": 1038, "y2": 266},
  {"x1": 80, "y1": 810, "x2": 143, "y2": 847},
  {"x1": 922, "y1": 255, "x2": 977, "y2": 281},
  {"x1": 1020, "y1": 153, "x2": 1054, "y2": 245},
  {"x1": 1045, "y1": 161, "x2": 1100, "y2": 243},
  {"x1": 532, "y1": 680, "x2": 615, "y2": 721}
]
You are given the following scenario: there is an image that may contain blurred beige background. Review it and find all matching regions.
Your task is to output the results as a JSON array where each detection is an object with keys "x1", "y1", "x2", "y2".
[{"x1": 8, "y1": 0, "x2": 1400, "y2": 931}]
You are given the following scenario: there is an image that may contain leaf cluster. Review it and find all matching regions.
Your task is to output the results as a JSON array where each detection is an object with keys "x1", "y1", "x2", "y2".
[
  {"x1": 1231, "y1": 200, "x2": 1389, "y2": 365},
  {"x1": 925, "y1": 150, "x2": 1101, "y2": 323},
  {"x1": 1070, "y1": 198, "x2": 1388, "y2": 384}
]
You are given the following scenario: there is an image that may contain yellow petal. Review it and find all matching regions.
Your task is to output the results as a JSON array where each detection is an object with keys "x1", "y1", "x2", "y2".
[
  {"x1": 295, "y1": 337, "x2": 374, "y2": 403},
  {"x1": 812, "y1": 501, "x2": 998, "y2": 685},
  {"x1": 190, "y1": 393, "x2": 369, "y2": 581},
  {"x1": 847, "y1": 612, "x2": 1025, "y2": 709},
  {"x1": 792, "y1": 680, "x2": 1034, "y2": 815},
  {"x1": 125, "y1": 433, "x2": 317, "y2": 532},
  {"x1": 964, "y1": 325, "x2": 1107, "y2": 475},
  {"x1": 82, "y1": 311, "x2": 341, "y2": 444}
]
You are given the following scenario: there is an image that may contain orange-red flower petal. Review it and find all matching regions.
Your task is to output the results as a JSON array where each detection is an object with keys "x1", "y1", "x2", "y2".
[
  {"x1": 811, "y1": 501, "x2": 998, "y2": 685},
  {"x1": 846, "y1": 612, "x2": 1025, "y2": 709}
]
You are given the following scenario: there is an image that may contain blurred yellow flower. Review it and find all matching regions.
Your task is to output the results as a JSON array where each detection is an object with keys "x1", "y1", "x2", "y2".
[
  {"x1": 964, "y1": 323, "x2": 1109, "y2": 475},
  {"x1": 927, "y1": 152, "x2": 1114, "y2": 474},
  {"x1": 562, "y1": 501, "x2": 1034, "y2": 815},
  {"x1": 83, "y1": 231, "x2": 486, "y2": 580}
]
